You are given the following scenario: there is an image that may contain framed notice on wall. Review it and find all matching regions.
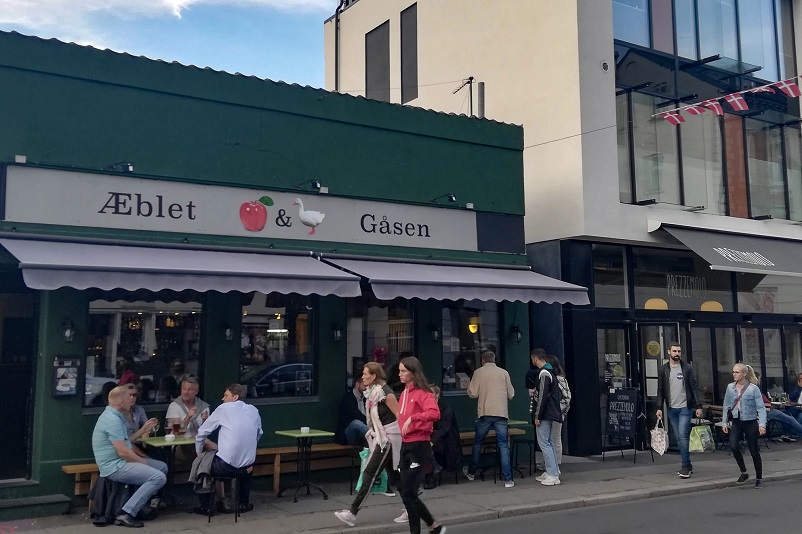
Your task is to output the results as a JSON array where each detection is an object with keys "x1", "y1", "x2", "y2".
[{"x1": 53, "y1": 356, "x2": 80, "y2": 397}]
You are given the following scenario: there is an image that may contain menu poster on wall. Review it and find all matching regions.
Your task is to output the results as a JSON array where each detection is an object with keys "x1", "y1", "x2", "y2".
[{"x1": 53, "y1": 357, "x2": 80, "y2": 397}]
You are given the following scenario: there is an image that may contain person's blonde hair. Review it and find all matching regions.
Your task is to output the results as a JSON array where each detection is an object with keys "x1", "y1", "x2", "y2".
[
  {"x1": 363, "y1": 362, "x2": 386, "y2": 382},
  {"x1": 107, "y1": 385, "x2": 130, "y2": 404},
  {"x1": 734, "y1": 363, "x2": 759, "y2": 385}
]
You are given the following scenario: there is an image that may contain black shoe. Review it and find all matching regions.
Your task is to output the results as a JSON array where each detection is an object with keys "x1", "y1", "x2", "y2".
[
  {"x1": 678, "y1": 465, "x2": 692, "y2": 478},
  {"x1": 237, "y1": 503, "x2": 254, "y2": 513},
  {"x1": 192, "y1": 506, "x2": 212, "y2": 516},
  {"x1": 737, "y1": 472, "x2": 749, "y2": 483},
  {"x1": 137, "y1": 507, "x2": 159, "y2": 521},
  {"x1": 114, "y1": 513, "x2": 144, "y2": 528},
  {"x1": 755, "y1": 479, "x2": 764, "y2": 488}
]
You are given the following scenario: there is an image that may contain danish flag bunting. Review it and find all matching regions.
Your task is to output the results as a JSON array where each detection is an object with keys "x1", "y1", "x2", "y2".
[
  {"x1": 684, "y1": 105, "x2": 707, "y2": 115},
  {"x1": 724, "y1": 93, "x2": 749, "y2": 111},
  {"x1": 750, "y1": 86, "x2": 776, "y2": 94},
  {"x1": 775, "y1": 79, "x2": 801, "y2": 97},
  {"x1": 659, "y1": 111, "x2": 685, "y2": 125},
  {"x1": 702, "y1": 100, "x2": 724, "y2": 115}
]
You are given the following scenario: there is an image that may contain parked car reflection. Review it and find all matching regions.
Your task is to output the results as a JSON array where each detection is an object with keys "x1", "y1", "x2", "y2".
[{"x1": 242, "y1": 363, "x2": 313, "y2": 398}]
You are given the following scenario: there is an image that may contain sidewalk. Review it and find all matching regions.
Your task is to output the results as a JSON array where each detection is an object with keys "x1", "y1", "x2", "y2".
[{"x1": 10, "y1": 443, "x2": 802, "y2": 533}]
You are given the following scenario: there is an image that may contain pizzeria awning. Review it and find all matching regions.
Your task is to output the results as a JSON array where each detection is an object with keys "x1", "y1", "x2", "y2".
[
  {"x1": 323, "y1": 258, "x2": 589, "y2": 304},
  {"x1": 662, "y1": 226, "x2": 802, "y2": 278},
  {"x1": 0, "y1": 239, "x2": 361, "y2": 297}
]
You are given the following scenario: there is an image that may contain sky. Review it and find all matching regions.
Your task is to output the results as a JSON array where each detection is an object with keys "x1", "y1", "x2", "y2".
[{"x1": 0, "y1": 0, "x2": 339, "y2": 88}]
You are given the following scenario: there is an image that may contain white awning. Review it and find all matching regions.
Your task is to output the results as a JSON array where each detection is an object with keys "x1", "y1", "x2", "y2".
[
  {"x1": 0, "y1": 239, "x2": 361, "y2": 297},
  {"x1": 323, "y1": 258, "x2": 589, "y2": 304}
]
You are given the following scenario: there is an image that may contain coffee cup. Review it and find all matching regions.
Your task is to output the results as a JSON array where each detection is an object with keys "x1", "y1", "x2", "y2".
[
  {"x1": 300, "y1": 426, "x2": 310, "y2": 434},
  {"x1": 164, "y1": 433, "x2": 176, "y2": 442}
]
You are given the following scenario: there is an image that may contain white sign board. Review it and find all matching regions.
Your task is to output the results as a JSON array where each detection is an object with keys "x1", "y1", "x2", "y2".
[{"x1": 4, "y1": 167, "x2": 478, "y2": 251}]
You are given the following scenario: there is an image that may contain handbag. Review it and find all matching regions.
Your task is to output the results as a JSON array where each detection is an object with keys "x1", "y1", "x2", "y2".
[
  {"x1": 354, "y1": 448, "x2": 388, "y2": 493},
  {"x1": 689, "y1": 424, "x2": 715, "y2": 452},
  {"x1": 650, "y1": 419, "x2": 669, "y2": 456}
]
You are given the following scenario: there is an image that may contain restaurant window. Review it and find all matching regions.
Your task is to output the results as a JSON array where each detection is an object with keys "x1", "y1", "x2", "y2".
[
  {"x1": 85, "y1": 291, "x2": 202, "y2": 407},
  {"x1": 346, "y1": 297, "x2": 413, "y2": 388},
  {"x1": 746, "y1": 119, "x2": 786, "y2": 219},
  {"x1": 737, "y1": 273, "x2": 802, "y2": 314},
  {"x1": 697, "y1": 0, "x2": 738, "y2": 62},
  {"x1": 592, "y1": 244, "x2": 628, "y2": 308},
  {"x1": 240, "y1": 293, "x2": 314, "y2": 399},
  {"x1": 441, "y1": 300, "x2": 499, "y2": 393},
  {"x1": 632, "y1": 247, "x2": 734, "y2": 311},
  {"x1": 784, "y1": 328, "x2": 802, "y2": 392}
]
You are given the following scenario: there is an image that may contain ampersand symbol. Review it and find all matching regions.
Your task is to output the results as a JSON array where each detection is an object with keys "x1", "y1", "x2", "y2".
[{"x1": 275, "y1": 209, "x2": 292, "y2": 227}]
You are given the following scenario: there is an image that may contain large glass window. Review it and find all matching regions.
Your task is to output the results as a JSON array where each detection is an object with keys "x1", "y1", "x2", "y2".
[
  {"x1": 715, "y1": 328, "x2": 737, "y2": 402},
  {"x1": 746, "y1": 119, "x2": 786, "y2": 219},
  {"x1": 617, "y1": 92, "x2": 633, "y2": 203},
  {"x1": 785, "y1": 328, "x2": 802, "y2": 391},
  {"x1": 613, "y1": 0, "x2": 650, "y2": 47},
  {"x1": 346, "y1": 298, "x2": 413, "y2": 388},
  {"x1": 674, "y1": 0, "x2": 698, "y2": 59},
  {"x1": 632, "y1": 92, "x2": 681, "y2": 204},
  {"x1": 737, "y1": 273, "x2": 802, "y2": 314},
  {"x1": 651, "y1": 0, "x2": 674, "y2": 54},
  {"x1": 85, "y1": 293, "x2": 202, "y2": 407},
  {"x1": 690, "y1": 328, "x2": 715, "y2": 404},
  {"x1": 698, "y1": 0, "x2": 739, "y2": 60},
  {"x1": 739, "y1": 0, "x2": 780, "y2": 81},
  {"x1": 681, "y1": 112, "x2": 726, "y2": 214},
  {"x1": 778, "y1": 0, "x2": 797, "y2": 80},
  {"x1": 764, "y1": 328, "x2": 784, "y2": 395},
  {"x1": 593, "y1": 244, "x2": 628, "y2": 308},
  {"x1": 240, "y1": 293, "x2": 314, "y2": 399},
  {"x1": 786, "y1": 126, "x2": 802, "y2": 220},
  {"x1": 632, "y1": 247, "x2": 734, "y2": 311},
  {"x1": 441, "y1": 301, "x2": 499, "y2": 392}
]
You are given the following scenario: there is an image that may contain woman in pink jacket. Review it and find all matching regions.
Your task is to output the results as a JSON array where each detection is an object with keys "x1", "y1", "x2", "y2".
[{"x1": 397, "y1": 356, "x2": 446, "y2": 534}]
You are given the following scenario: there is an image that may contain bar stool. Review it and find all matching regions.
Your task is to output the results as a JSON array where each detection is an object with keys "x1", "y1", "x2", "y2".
[
  {"x1": 512, "y1": 436, "x2": 537, "y2": 476},
  {"x1": 208, "y1": 474, "x2": 242, "y2": 523}
]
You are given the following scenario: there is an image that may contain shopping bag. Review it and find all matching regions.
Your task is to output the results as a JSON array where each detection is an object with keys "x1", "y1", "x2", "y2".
[
  {"x1": 650, "y1": 419, "x2": 669, "y2": 456},
  {"x1": 689, "y1": 424, "x2": 715, "y2": 452},
  {"x1": 354, "y1": 448, "x2": 388, "y2": 493}
]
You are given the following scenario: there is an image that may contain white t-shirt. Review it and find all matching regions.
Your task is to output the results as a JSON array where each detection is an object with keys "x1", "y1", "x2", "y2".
[{"x1": 165, "y1": 397, "x2": 209, "y2": 437}]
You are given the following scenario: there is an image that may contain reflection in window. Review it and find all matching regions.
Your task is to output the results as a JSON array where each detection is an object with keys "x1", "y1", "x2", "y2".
[
  {"x1": 690, "y1": 328, "x2": 714, "y2": 404},
  {"x1": 616, "y1": 92, "x2": 632, "y2": 203},
  {"x1": 346, "y1": 298, "x2": 413, "y2": 388},
  {"x1": 764, "y1": 328, "x2": 783, "y2": 396},
  {"x1": 86, "y1": 295, "x2": 202, "y2": 407},
  {"x1": 746, "y1": 119, "x2": 786, "y2": 219},
  {"x1": 240, "y1": 293, "x2": 314, "y2": 399},
  {"x1": 737, "y1": 273, "x2": 802, "y2": 314},
  {"x1": 681, "y1": 112, "x2": 725, "y2": 214},
  {"x1": 739, "y1": 0, "x2": 779, "y2": 81},
  {"x1": 674, "y1": 0, "x2": 697, "y2": 59},
  {"x1": 784, "y1": 329, "x2": 802, "y2": 392},
  {"x1": 592, "y1": 244, "x2": 627, "y2": 308},
  {"x1": 715, "y1": 328, "x2": 737, "y2": 402},
  {"x1": 632, "y1": 92, "x2": 680, "y2": 204},
  {"x1": 786, "y1": 126, "x2": 802, "y2": 220},
  {"x1": 697, "y1": 0, "x2": 738, "y2": 61},
  {"x1": 778, "y1": 0, "x2": 797, "y2": 80},
  {"x1": 441, "y1": 301, "x2": 498, "y2": 392},
  {"x1": 613, "y1": 0, "x2": 650, "y2": 47}
]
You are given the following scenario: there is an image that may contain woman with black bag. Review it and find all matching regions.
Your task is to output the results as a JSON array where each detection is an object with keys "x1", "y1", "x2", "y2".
[{"x1": 722, "y1": 363, "x2": 767, "y2": 488}]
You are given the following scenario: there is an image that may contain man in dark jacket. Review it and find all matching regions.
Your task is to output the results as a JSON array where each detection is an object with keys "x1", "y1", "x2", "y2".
[
  {"x1": 655, "y1": 342, "x2": 703, "y2": 479},
  {"x1": 334, "y1": 378, "x2": 368, "y2": 446},
  {"x1": 527, "y1": 351, "x2": 563, "y2": 486}
]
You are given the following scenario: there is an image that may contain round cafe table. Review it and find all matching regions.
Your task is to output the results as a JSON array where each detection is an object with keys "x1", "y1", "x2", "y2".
[{"x1": 275, "y1": 429, "x2": 334, "y2": 503}]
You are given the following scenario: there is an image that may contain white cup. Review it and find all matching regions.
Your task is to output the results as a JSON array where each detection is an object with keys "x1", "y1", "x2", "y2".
[
  {"x1": 164, "y1": 433, "x2": 176, "y2": 442},
  {"x1": 300, "y1": 426, "x2": 310, "y2": 434}
]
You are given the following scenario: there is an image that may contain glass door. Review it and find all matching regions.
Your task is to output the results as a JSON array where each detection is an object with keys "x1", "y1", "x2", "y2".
[
  {"x1": 740, "y1": 327, "x2": 784, "y2": 396},
  {"x1": 691, "y1": 326, "x2": 737, "y2": 405},
  {"x1": 597, "y1": 326, "x2": 630, "y2": 448}
]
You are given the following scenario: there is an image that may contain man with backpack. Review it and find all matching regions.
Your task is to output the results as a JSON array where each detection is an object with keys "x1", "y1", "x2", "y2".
[
  {"x1": 545, "y1": 355, "x2": 571, "y2": 469},
  {"x1": 526, "y1": 351, "x2": 563, "y2": 486}
]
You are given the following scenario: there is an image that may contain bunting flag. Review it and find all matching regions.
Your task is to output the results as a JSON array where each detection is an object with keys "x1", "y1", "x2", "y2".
[
  {"x1": 750, "y1": 86, "x2": 776, "y2": 94},
  {"x1": 703, "y1": 100, "x2": 724, "y2": 116},
  {"x1": 724, "y1": 93, "x2": 749, "y2": 111},
  {"x1": 685, "y1": 105, "x2": 707, "y2": 115},
  {"x1": 659, "y1": 111, "x2": 685, "y2": 125},
  {"x1": 775, "y1": 79, "x2": 801, "y2": 97}
]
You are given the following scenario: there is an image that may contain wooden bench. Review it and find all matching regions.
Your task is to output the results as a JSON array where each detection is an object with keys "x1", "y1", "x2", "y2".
[{"x1": 62, "y1": 463, "x2": 100, "y2": 498}]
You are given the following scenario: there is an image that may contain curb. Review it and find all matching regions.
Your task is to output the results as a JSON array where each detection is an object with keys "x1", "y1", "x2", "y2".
[{"x1": 304, "y1": 469, "x2": 802, "y2": 534}]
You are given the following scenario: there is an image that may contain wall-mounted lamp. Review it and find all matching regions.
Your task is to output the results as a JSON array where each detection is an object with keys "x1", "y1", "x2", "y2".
[
  {"x1": 509, "y1": 324, "x2": 522, "y2": 343},
  {"x1": 468, "y1": 317, "x2": 480, "y2": 335},
  {"x1": 62, "y1": 319, "x2": 76, "y2": 343},
  {"x1": 428, "y1": 324, "x2": 441, "y2": 342},
  {"x1": 431, "y1": 193, "x2": 457, "y2": 204},
  {"x1": 106, "y1": 161, "x2": 134, "y2": 173},
  {"x1": 221, "y1": 321, "x2": 234, "y2": 342},
  {"x1": 332, "y1": 323, "x2": 343, "y2": 342},
  {"x1": 296, "y1": 179, "x2": 322, "y2": 191}
]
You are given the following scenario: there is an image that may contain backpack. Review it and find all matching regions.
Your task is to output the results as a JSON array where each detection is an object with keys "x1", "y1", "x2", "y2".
[{"x1": 556, "y1": 375, "x2": 571, "y2": 416}]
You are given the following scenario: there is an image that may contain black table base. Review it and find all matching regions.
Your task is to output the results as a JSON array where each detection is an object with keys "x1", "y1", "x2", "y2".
[{"x1": 277, "y1": 436, "x2": 328, "y2": 503}]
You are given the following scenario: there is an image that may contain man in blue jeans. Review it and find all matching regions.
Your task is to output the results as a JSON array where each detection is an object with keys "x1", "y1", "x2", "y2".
[
  {"x1": 92, "y1": 386, "x2": 168, "y2": 528},
  {"x1": 463, "y1": 351, "x2": 515, "y2": 487},
  {"x1": 655, "y1": 343, "x2": 702, "y2": 479}
]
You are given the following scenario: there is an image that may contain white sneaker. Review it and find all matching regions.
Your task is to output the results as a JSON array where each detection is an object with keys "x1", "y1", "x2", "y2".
[
  {"x1": 535, "y1": 473, "x2": 548, "y2": 482},
  {"x1": 394, "y1": 510, "x2": 409, "y2": 523},
  {"x1": 380, "y1": 491, "x2": 396, "y2": 497},
  {"x1": 334, "y1": 510, "x2": 356, "y2": 527},
  {"x1": 540, "y1": 475, "x2": 561, "y2": 486},
  {"x1": 504, "y1": 480, "x2": 514, "y2": 488},
  {"x1": 462, "y1": 466, "x2": 475, "y2": 481}
]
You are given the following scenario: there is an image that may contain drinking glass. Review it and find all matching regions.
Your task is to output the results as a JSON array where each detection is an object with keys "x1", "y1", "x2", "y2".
[
  {"x1": 172, "y1": 423, "x2": 181, "y2": 436},
  {"x1": 150, "y1": 420, "x2": 160, "y2": 437}
]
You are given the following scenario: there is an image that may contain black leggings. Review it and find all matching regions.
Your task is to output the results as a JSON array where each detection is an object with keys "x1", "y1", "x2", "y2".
[
  {"x1": 400, "y1": 441, "x2": 437, "y2": 534},
  {"x1": 729, "y1": 418, "x2": 762, "y2": 479},
  {"x1": 349, "y1": 443, "x2": 399, "y2": 515}
]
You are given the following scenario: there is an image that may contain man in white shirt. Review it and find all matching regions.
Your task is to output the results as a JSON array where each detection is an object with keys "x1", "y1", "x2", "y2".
[
  {"x1": 166, "y1": 376, "x2": 209, "y2": 437},
  {"x1": 195, "y1": 383, "x2": 263, "y2": 514}
]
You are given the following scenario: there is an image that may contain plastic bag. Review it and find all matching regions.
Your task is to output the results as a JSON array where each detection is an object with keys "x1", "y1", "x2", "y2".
[
  {"x1": 651, "y1": 419, "x2": 668, "y2": 456},
  {"x1": 355, "y1": 448, "x2": 388, "y2": 493},
  {"x1": 689, "y1": 425, "x2": 715, "y2": 452}
]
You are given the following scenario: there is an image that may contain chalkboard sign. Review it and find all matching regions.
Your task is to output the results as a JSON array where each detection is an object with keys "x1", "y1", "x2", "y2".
[{"x1": 606, "y1": 388, "x2": 639, "y2": 441}]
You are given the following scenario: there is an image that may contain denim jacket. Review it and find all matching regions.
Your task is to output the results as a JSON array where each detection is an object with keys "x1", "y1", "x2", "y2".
[{"x1": 722, "y1": 382, "x2": 767, "y2": 427}]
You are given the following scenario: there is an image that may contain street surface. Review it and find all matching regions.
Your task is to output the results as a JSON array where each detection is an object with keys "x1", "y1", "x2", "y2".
[{"x1": 450, "y1": 479, "x2": 799, "y2": 533}]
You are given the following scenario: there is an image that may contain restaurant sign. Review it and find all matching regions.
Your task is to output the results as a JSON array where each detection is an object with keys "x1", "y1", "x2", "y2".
[{"x1": 3, "y1": 167, "x2": 478, "y2": 251}]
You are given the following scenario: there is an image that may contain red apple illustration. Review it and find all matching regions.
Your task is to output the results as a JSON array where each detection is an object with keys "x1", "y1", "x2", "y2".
[{"x1": 239, "y1": 195, "x2": 274, "y2": 232}]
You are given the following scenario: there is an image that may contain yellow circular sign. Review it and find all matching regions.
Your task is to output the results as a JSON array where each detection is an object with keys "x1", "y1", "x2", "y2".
[{"x1": 646, "y1": 341, "x2": 661, "y2": 356}]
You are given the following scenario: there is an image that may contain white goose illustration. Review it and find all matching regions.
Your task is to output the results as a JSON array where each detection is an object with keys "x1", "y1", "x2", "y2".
[{"x1": 292, "y1": 198, "x2": 325, "y2": 236}]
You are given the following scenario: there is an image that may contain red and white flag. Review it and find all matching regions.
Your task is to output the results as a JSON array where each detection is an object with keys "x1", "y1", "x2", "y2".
[
  {"x1": 702, "y1": 100, "x2": 724, "y2": 115},
  {"x1": 775, "y1": 79, "x2": 801, "y2": 97},
  {"x1": 684, "y1": 105, "x2": 707, "y2": 115},
  {"x1": 659, "y1": 111, "x2": 685, "y2": 125},
  {"x1": 724, "y1": 93, "x2": 749, "y2": 111},
  {"x1": 750, "y1": 86, "x2": 776, "y2": 94}
]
